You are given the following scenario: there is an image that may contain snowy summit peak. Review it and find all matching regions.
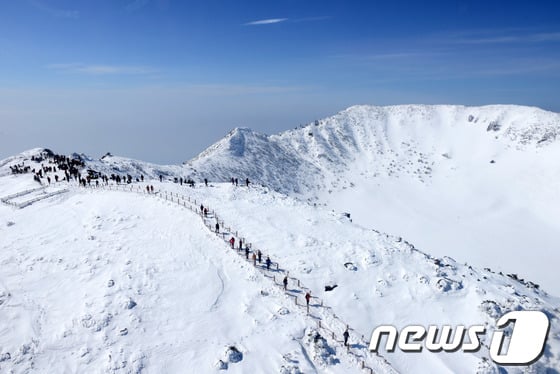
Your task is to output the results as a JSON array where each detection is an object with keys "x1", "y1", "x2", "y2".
[
  {"x1": 190, "y1": 127, "x2": 269, "y2": 163},
  {"x1": 225, "y1": 127, "x2": 266, "y2": 157}
]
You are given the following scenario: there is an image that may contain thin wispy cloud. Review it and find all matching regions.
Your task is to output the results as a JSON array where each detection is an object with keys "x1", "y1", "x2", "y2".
[
  {"x1": 48, "y1": 63, "x2": 156, "y2": 75},
  {"x1": 244, "y1": 18, "x2": 288, "y2": 26},
  {"x1": 244, "y1": 16, "x2": 330, "y2": 26},
  {"x1": 30, "y1": 0, "x2": 79, "y2": 19}
]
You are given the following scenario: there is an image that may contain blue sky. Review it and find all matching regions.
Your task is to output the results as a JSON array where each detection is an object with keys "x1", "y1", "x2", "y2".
[{"x1": 1, "y1": 0, "x2": 559, "y2": 163}]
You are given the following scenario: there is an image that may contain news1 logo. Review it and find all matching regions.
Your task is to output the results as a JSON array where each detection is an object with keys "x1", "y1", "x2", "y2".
[{"x1": 369, "y1": 311, "x2": 550, "y2": 365}]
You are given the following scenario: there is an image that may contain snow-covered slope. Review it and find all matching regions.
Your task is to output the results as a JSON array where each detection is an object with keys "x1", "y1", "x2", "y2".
[
  {"x1": 183, "y1": 105, "x2": 560, "y2": 294},
  {"x1": 1, "y1": 176, "x2": 559, "y2": 373},
  {"x1": 184, "y1": 182, "x2": 560, "y2": 373},
  {"x1": 0, "y1": 181, "x2": 368, "y2": 374}
]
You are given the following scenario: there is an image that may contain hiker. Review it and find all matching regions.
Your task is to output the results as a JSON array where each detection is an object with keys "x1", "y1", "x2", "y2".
[
  {"x1": 245, "y1": 178, "x2": 250, "y2": 187},
  {"x1": 245, "y1": 247, "x2": 249, "y2": 259},
  {"x1": 305, "y1": 292, "x2": 311, "y2": 313},
  {"x1": 238, "y1": 238, "x2": 243, "y2": 250},
  {"x1": 231, "y1": 177, "x2": 235, "y2": 185},
  {"x1": 343, "y1": 329, "x2": 350, "y2": 347},
  {"x1": 215, "y1": 222, "x2": 220, "y2": 233},
  {"x1": 252, "y1": 252, "x2": 257, "y2": 266},
  {"x1": 204, "y1": 207, "x2": 208, "y2": 217},
  {"x1": 257, "y1": 250, "x2": 262, "y2": 264},
  {"x1": 235, "y1": 178, "x2": 238, "y2": 186},
  {"x1": 229, "y1": 237, "x2": 235, "y2": 248},
  {"x1": 204, "y1": 178, "x2": 208, "y2": 187},
  {"x1": 150, "y1": 185, "x2": 154, "y2": 193},
  {"x1": 283, "y1": 275, "x2": 288, "y2": 291},
  {"x1": 266, "y1": 256, "x2": 271, "y2": 270},
  {"x1": 146, "y1": 185, "x2": 150, "y2": 193},
  {"x1": 159, "y1": 175, "x2": 163, "y2": 182},
  {"x1": 200, "y1": 204, "x2": 204, "y2": 214}
]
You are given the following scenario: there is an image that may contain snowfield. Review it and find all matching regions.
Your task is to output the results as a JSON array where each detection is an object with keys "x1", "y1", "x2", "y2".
[
  {"x1": 1, "y1": 103, "x2": 560, "y2": 373},
  {"x1": 0, "y1": 182, "x2": 368, "y2": 374},
  {"x1": 1, "y1": 176, "x2": 559, "y2": 373}
]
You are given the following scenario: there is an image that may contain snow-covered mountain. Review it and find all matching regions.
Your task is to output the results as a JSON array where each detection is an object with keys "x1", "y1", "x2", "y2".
[
  {"x1": 185, "y1": 104, "x2": 560, "y2": 194},
  {"x1": 1, "y1": 104, "x2": 559, "y2": 373},
  {"x1": 3, "y1": 105, "x2": 559, "y2": 294},
  {"x1": 182, "y1": 105, "x2": 560, "y2": 295}
]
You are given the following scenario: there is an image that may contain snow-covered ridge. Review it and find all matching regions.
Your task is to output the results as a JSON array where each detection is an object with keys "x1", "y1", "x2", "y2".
[
  {"x1": 4, "y1": 104, "x2": 558, "y2": 194},
  {"x1": 184, "y1": 104, "x2": 560, "y2": 195}
]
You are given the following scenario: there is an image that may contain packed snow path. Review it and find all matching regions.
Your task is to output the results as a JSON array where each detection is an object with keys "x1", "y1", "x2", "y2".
[{"x1": 88, "y1": 182, "x2": 398, "y2": 374}]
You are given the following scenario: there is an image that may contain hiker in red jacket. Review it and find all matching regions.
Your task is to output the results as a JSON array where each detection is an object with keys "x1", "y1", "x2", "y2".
[{"x1": 229, "y1": 237, "x2": 235, "y2": 248}]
